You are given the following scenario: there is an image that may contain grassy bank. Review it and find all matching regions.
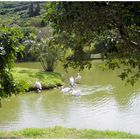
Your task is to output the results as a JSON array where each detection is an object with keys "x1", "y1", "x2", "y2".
[
  {"x1": 12, "y1": 67, "x2": 63, "y2": 91},
  {"x1": 0, "y1": 126, "x2": 140, "y2": 138}
]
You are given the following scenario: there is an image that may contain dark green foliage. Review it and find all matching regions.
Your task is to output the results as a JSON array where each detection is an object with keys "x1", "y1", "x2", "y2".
[
  {"x1": 28, "y1": 2, "x2": 41, "y2": 17},
  {"x1": 34, "y1": 3, "x2": 40, "y2": 16},
  {"x1": 45, "y1": 2, "x2": 140, "y2": 85},
  {"x1": 28, "y1": 3, "x2": 34, "y2": 17},
  {"x1": 41, "y1": 19, "x2": 47, "y2": 27},
  {"x1": 0, "y1": 26, "x2": 24, "y2": 97}
]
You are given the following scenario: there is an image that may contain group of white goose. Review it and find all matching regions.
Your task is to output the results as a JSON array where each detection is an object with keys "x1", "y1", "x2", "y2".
[
  {"x1": 61, "y1": 73, "x2": 82, "y2": 96},
  {"x1": 34, "y1": 73, "x2": 82, "y2": 96}
]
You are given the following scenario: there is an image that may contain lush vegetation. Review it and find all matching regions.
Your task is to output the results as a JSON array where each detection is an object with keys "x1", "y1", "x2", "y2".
[
  {"x1": 12, "y1": 67, "x2": 63, "y2": 91},
  {"x1": 0, "y1": 2, "x2": 64, "y2": 72},
  {"x1": 0, "y1": 2, "x2": 59, "y2": 98},
  {"x1": 45, "y1": 2, "x2": 140, "y2": 85},
  {"x1": 0, "y1": 2, "x2": 140, "y2": 138},
  {"x1": 0, "y1": 126, "x2": 140, "y2": 138},
  {"x1": 0, "y1": 26, "x2": 24, "y2": 98},
  {"x1": 0, "y1": 2, "x2": 139, "y2": 101}
]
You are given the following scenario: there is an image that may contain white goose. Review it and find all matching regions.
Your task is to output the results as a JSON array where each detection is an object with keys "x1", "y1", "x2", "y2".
[
  {"x1": 75, "y1": 73, "x2": 81, "y2": 84},
  {"x1": 69, "y1": 76, "x2": 75, "y2": 88},
  {"x1": 70, "y1": 88, "x2": 81, "y2": 96},
  {"x1": 34, "y1": 81, "x2": 42, "y2": 93},
  {"x1": 61, "y1": 86, "x2": 72, "y2": 94}
]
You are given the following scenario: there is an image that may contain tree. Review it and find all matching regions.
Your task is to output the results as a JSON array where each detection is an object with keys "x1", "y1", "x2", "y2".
[
  {"x1": 34, "y1": 3, "x2": 40, "y2": 16},
  {"x1": 0, "y1": 26, "x2": 24, "y2": 98},
  {"x1": 28, "y1": 3, "x2": 34, "y2": 17},
  {"x1": 28, "y1": 2, "x2": 41, "y2": 17},
  {"x1": 38, "y1": 37, "x2": 64, "y2": 72},
  {"x1": 29, "y1": 29, "x2": 64, "y2": 72},
  {"x1": 45, "y1": 2, "x2": 140, "y2": 85},
  {"x1": 17, "y1": 27, "x2": 38, "y2": 62}
]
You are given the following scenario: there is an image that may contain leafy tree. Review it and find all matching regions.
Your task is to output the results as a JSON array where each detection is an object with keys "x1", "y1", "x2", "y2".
[
  {"x1": 0, "y1": 26, "x2": 24, "y2": 98},
  {"x1": 45, "y1": 2, "x2": 140, "y2": 85},
  {"x1": 17, "y1": 27, "x2": 39, "y2": 62}
]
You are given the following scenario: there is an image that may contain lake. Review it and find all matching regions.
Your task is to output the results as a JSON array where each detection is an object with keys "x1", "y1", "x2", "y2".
[{"x1": 0, "y1": 61, "x2": 140, "y2": 134}]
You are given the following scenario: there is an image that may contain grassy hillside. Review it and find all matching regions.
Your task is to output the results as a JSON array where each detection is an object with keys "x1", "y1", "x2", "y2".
[{"x1": 0, "y1": 2, "x2": 46, "y2": 27}]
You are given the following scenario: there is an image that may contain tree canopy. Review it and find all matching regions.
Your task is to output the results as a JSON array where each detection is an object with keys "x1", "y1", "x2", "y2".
[
  {"x1": 45, "y1": 2, "x2": 140, "y2": 85},
  {"x1": 0, "y1": 26, "x2": 24, "y2": 98}
]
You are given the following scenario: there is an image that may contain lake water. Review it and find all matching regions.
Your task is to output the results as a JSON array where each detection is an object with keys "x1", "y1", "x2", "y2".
[{"x1": 0, "y1": 61, "x2": 140, "y2": 134}]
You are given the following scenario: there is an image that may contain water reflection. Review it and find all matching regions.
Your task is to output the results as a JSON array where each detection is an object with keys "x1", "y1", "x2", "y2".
[
  {"x1": 0, "y1": 95, "x2": 22, "y2": 130},
  {"x1": 0, "y1": 62, "x2": 140, "y2": 134}
]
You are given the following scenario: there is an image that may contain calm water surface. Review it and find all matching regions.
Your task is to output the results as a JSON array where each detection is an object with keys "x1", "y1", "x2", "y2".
[{"x1": 0, "y1": 61, "x2": 140, "y2": 134}]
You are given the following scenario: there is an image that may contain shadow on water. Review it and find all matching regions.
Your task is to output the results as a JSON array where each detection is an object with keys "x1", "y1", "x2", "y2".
[{"x1": 0, "y1": 95, "x2": 21, "y2": 129}]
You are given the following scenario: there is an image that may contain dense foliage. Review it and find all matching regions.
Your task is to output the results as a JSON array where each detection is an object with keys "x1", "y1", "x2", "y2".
[
  {"x1": 45, "y1": 2, "x2": 140, "y2": 85},
  {"x1": 0, "y1": 26, "x2": 24, "y2": 98}
]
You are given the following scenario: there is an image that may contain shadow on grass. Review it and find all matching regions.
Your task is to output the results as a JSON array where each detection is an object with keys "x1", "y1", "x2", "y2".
[
  {"x1": 34, "y1": 72, "x2": 46, "y2": 80},
  {"x1": 18, "y1": 69, "x2": 61, "y2": 78},
  {"x1": 18, "y1": 69, "x2": 31, "y2": 74},
  {"x1": 35, "y1": 71, "x2": 61, "y2": 80}
]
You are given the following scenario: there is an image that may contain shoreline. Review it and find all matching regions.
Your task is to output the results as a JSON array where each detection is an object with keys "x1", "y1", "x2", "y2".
[
  {"x1": 12, "y1": 67, "x2": 63, "y2": 92},
  {"x1": 28, "y1": 83, "x2": 62, "y2": 91}
]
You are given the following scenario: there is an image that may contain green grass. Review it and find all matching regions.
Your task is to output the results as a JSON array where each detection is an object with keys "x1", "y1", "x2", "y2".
[
  {"x1": 12, "y1": 67, "x2": 63, "y2": 91},
  {"x1": 0, "y1": 126, "x2": 140, "y2": 138}
]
